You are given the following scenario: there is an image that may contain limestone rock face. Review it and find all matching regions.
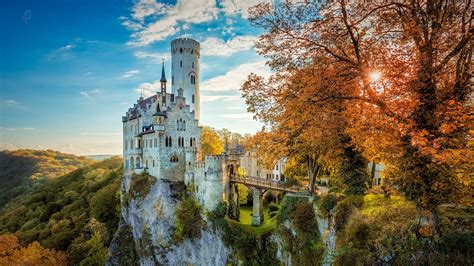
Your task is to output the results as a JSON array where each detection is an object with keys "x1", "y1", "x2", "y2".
[{"x1": 108, "y1": 174, "x2": 229, "y2": 265}]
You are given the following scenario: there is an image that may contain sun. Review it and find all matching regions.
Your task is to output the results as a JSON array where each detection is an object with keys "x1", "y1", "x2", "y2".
[{"x1": 369, "y1": 71, "x2": 381, "y2": 82}]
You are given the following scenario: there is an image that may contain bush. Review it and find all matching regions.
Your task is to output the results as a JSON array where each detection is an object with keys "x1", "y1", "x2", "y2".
[
  {"x1": 319, "y1": 193, "x2": 337, "y2": 216},
  {"x1": 334, "y1": 196, "x2": 363, "y2": 231},
  {"x1": 268, "y1": 202, "x2": 279, "y2": 212},
  {"x1": 291, "y1": 201, "x2": 317, "y2": 233},
  {"x1": 129, "y1": 173, "x2": 156, "y2": 200},
  {"x1": 172, "y1": 196, "x2": 203, "y2": 244}
]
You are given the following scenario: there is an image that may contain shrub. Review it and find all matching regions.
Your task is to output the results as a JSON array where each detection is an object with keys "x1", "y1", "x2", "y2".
[
  {"x1": 334, "y1": 196, "x2": 363, "y2": 231},
  {"x1": 129, "y1": 173, "x2": 156, "y2": 200},
  {"x1": 268, "y1": 202, "x2": 279, "y2": 212},
  {"x1": 172, "y1": 196, "x2": 203, "y2": 244},
  {"x1": 291, "y1": 201, "x2": 317, "y2": 234},
  {"x1": 319, "y1": 193, "x2": 337, "y2": 216}
]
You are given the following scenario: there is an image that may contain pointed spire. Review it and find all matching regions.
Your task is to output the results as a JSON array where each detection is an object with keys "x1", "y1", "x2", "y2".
[{"x1": 160, "y1": 60, "x2": 167, "y2": 82}]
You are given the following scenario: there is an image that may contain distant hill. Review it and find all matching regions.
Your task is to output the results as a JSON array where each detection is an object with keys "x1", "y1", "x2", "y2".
[
  {"x1": 0, "y1": 149, "x2": 94, "y2": 209},
  {"x1": 0, "y1": 156, "x2": 123, "y2": 265},
  {"x1": 85, "y1": 154, "x2": 121, "y2": 161}
]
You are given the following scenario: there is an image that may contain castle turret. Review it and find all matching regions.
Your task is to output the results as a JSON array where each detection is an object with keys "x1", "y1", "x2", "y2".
[{"x1": 171, "y1": 38, "x2": 200, "y2": 120}]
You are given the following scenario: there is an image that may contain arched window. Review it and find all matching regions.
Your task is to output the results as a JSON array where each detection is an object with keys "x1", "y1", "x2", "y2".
[
  {"x1": 192, "y1": 94, "x2": 195, "y2": 103},
  {"x1": 170, "y1": 155, "x2": 179, "y2": 162}
]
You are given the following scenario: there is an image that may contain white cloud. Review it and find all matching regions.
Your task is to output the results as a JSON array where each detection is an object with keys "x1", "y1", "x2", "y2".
[
  {"x1": 134, "y1": 51, "x2": 171, "y2": 63},
  {"x1": 201, "y1": 61, "x2": 271, "y2": 92},
  {"x1": 221, "y1": 0, "x2": 272, "y2": 19},
  {"x1": 80, "y1": 89, "x2": 101, "y2": 97},
  {"x1": 135, "y1": 80, "x2": 161, "y2": 97},
  {"x1": 221, "y1": 113, "x2": 254, "y2": 119},
  {"x1": 125, "y1": 0, "x2": 219, "y2": 46},
  {"x1": 201, "y1": 35, "x2": 257, "y2": 56},
  {"x1": 80, "y1": 132, "x2": 121, "y2": 136},
  {"x1": 0, "y1": 127, "x2": 36, "y2": 132},
  {"x1": 59, "y1": 44, "x2": 75, "y2": 50},
  {"x1": 201, "y1": 95, "x2": 240, "y2": 102},
  {"x1": 121, "y1": 69, "x2": 141, "y2": 78},
  {"x1": 131, "y1": 0, "x2": 170, "y2": 21}
]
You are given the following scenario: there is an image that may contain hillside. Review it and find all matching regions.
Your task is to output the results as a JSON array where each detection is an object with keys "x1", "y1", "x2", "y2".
[
  {"x1": 0, "y1": 156, "x2": 123, "y2": 265},
  {"x1": 0, "y1": 149, "x2": 93, "y2": 208}
]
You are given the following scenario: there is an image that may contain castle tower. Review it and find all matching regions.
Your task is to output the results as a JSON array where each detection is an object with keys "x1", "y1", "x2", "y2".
[{"x1": 171, "y1": 38, "x2": 200, "y2": 120}]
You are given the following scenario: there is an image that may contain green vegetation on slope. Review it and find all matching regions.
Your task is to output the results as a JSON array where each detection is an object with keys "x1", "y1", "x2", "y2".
[
  {"x1": 0, "y1": 149, "x2": 93, "y2": 208},
  {"x1": 226, "y1": 206, "x2": 277, "y2": 236},
  {"x1": 335, "y1": 194, "x2": 474, "y2": 265},
  {"x1": 0, "y1": 156, "x2": 123, "y2": 265}
]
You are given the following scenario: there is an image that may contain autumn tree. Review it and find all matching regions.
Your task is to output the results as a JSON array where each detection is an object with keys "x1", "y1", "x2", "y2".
[
  {"x1": 0, "y1": 234, "x2": 68, "y2": 265},
  {"x1": 200, "y1": 126, "x2": 225, "y2": 160},
  {"x1": 247, "y1": 0, "x2": 472, "y2": 232}
]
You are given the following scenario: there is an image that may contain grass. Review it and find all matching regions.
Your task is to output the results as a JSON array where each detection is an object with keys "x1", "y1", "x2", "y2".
[{"x1": 226, "y1": 205, "x2": 278, "y2": 236}]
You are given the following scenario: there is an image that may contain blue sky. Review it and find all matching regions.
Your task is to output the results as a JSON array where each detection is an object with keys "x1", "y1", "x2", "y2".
[{"x1": 0, "y1": 0, "x2": 271, "y2": 155}]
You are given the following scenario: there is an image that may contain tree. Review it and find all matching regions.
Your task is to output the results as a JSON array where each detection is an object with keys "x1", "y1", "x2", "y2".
[
  {"x1": 0, "y1": 234, "x2": 68, "y2": 265},
  {"x1": 200, "y1": 126, "x2": 225, "y2": 160},
  {"x1": 247, "y1": 0, "x2": 473, "y2": 232}
]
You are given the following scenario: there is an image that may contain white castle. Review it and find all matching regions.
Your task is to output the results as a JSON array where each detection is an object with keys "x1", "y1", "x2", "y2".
[{"x1": 122, "y1": 38, "x2": 226, "y2": 211}]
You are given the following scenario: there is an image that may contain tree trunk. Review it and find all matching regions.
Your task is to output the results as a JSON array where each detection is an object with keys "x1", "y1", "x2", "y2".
[
  {"x1": 306, "y1": 155, "x2": 320, "y2": 193},
  {"x1": 370, "y1": 162, "x2": 376, "y2": 187},
  {"x1": 416, "y1": 206, "x2": 441, "y2": 238}
]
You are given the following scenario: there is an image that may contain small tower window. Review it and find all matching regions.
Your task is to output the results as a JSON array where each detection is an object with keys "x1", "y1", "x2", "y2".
[
  {"x1": 192, "y1": 62, "x2": 194, "y2": 68},
  {"x1": 180, "y1": 48, "x2": 183, "y2": 53},
  {"x1": 192, "y1": 94, "x2": 195, "y2": 103},
  {"x1": 180, "y1": 61, "x2": 182, "y2": 67},
  {"x1": 190, "y1": 75, "x2": 195, "y2": 85}
]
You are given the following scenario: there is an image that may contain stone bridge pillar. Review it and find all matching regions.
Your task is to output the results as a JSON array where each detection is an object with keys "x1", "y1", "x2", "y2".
[
  {"x1": 252, "y1": 188, "x2": 264, "y2": 226},
  {"x1": 228, "y1": 183, "x2": 240, "y2": 221}
]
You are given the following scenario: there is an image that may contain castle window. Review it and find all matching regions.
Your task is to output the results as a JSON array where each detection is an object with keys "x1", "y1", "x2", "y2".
[
  {"x1": 154, "y1": 138, "x2": 157, "y2": 147},
  {"x1": 190, "y1": 137, "x2": 193, "y2": 147},
  {"x1": 180, "y1": 48, "x2": 183, "y2": 53},
  {"x1": 192, "y1": 94, "x2": 195, "y2": 103},
  {"x1": 190, "y1": 75, "x2": 195, "y2": 85},
  {"x1": 130, "y1": 157, "x2": 134, "y2": 169},
  {"x1": 172, "y1": 76, "x2": 174, "y2": 85},
  {"x1": 153, "y1": 160, "x2": 155, "y2": 167},
  {"x1": 191, "y1": 50, "x2": 193, "y2": 54},
  {"x1": 192, "y1": 62, "x2": 194, "y2": 68},
  {"x1": 183, "y1": 120, "x2": 186, "y2": 131},
  {"x1": 180, "y1": 60, "x2": 182, "y2": 67},
  {"x1": 170, "y1": 155, "x2": 179, "y2": 162},
  {"x1": 169, "y1": 137, "x2": 172, "y2": 147}
]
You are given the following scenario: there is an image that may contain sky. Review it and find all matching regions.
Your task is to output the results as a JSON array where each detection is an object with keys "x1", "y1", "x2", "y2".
[{"x1": 0, "y1": 0, "x2": 273, "y2": 155}]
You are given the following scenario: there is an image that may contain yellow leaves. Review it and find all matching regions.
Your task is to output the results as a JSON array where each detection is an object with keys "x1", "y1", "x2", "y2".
[
  {"x1": 200, "y1": 126, "x2": 224, "y2": 160},
  {"x1": 0, "y1": 234, "x2": 68, "y2": 265}
]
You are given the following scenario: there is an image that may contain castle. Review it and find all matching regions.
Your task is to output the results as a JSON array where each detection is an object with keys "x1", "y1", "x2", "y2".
[{"x1": 122, "y1": 38, "x2": 226, "y2": 211}]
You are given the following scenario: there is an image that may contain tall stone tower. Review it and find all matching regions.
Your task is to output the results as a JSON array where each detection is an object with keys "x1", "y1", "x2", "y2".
[{"x1": 171, "y1": 38, "x2": 200, "y2": 121}]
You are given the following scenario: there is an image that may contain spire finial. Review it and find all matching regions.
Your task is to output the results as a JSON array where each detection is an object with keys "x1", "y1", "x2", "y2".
[{"x1": 160, "y1": 59, "x2": 167, "y2": 83}]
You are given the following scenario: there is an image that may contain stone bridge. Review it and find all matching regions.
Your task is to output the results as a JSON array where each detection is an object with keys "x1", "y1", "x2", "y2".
[{"x1": 227, "y1": 173, "x2": 309, "y2": 226}]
